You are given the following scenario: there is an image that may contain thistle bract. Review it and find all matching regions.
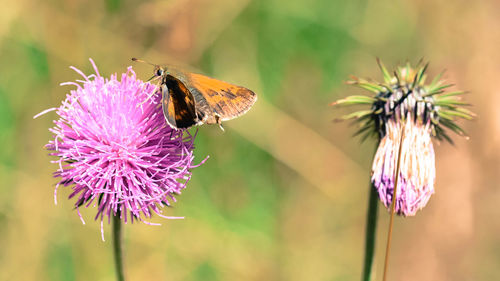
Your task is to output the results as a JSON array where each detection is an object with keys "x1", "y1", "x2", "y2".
[
  {"x1": 44, "y1": 59, "x2": 205, "y2": 229},
  {"x1": 332, "y1": 60, "x2": 474, "y2": 216}
]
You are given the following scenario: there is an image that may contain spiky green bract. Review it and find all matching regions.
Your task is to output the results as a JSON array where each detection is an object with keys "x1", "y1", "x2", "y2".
[{"x1": 331, "y1": 60, "x2": 475, "y2": 143}]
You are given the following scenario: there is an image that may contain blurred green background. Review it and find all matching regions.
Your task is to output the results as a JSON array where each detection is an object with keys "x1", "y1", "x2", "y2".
[{"x1": 1, "y1": 0, "x2": 499, "y2": 280}]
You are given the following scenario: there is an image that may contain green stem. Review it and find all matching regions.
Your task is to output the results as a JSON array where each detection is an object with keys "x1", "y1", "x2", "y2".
[
  {"x1": 362, "y1": 141, "x2": 381, "y2": 281},
  {"x1": 112, "y1": 214, "x2": 126, "y2": 281},
  {"x1": 362, "y1": 181, "x2": 379, "y2": 281}
]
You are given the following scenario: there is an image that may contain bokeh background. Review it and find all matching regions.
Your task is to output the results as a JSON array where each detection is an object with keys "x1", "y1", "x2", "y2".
[{"x1": 1, "y1": 0, "x2": 499, "y2": 280}]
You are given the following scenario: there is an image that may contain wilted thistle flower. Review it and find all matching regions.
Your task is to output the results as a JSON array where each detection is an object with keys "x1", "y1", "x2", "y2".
[
  {"x1": 332, "y1": 60, "x2": 474, "y2": 216},
  {"x1": 40, "y1": 59, "x2": 205, "y2": 233}
]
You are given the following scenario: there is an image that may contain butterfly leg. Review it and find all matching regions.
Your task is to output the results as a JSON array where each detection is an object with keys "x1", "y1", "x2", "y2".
[{"x1": 215, "y1": 114, "x2": 225, "y2": 131}]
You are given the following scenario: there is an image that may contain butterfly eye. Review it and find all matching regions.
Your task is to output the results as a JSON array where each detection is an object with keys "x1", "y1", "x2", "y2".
[{"x1": 156, "y1": 69, "x2": 164, "y2": 76}]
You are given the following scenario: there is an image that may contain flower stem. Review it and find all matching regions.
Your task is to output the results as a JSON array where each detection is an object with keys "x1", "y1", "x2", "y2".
[
  {"x1": 112, "y1": 214, "x2": 126, "y2": 281},
  {"x1": 382, "y1": 127, "x2": 405, "y2": 281},
  {"x1": 362, "y1": 181, "x2": 379, "y2": 281}
]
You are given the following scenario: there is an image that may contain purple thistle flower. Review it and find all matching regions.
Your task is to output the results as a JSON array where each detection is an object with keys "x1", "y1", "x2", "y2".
[
  {"x1": 41, "y1": 59, "x2": 205, "y2": 235},
  {"x1": 332, "y1": 61, "x2": 474, "y2": 216}
]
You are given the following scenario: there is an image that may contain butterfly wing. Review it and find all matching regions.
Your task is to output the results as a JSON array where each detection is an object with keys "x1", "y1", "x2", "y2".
[
  {"x1": 161, "y1": 75, "x2": 199, "y2": 129},
  {"x1": 186, "y1": 73, "x2": 257, "y2": 123}
]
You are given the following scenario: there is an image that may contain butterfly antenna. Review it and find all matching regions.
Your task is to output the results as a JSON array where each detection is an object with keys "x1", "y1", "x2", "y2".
[{"x1": 131, "y1": 57, "x2": 157, "y2": 67}]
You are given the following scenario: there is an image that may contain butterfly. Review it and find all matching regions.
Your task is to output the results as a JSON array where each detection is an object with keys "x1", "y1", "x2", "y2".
[{"x1": 132, "y1": 58, "x2": 257, "y2": 131}]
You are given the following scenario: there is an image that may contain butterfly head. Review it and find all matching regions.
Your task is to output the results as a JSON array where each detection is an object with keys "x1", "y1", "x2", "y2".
[
  {"x1": 132, "y1": 58, "x2": 169, "y2": 83},
  {"x1": 153, "y1": 65, "x2": 169, "y2": 78}
]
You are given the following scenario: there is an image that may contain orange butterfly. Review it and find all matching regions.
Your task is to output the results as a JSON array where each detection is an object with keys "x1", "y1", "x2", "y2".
[{"x1": 132, "y1": 58, "x2": 257, "y2": 130}]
